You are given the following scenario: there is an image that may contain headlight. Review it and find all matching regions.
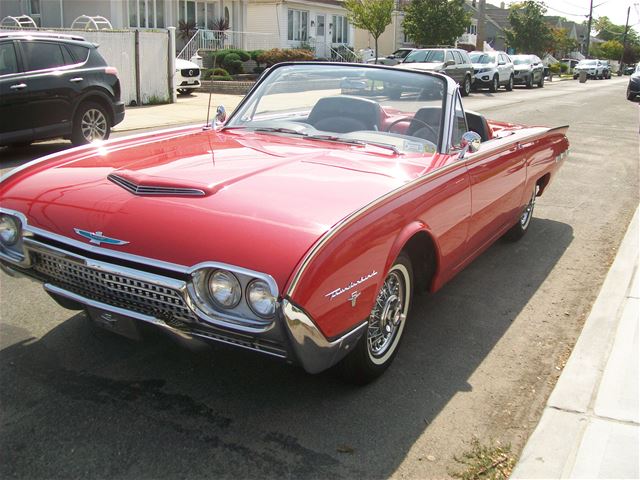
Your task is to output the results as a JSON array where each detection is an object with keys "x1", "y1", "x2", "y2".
[
  {"x1": 207, "y1": 269, "x2": 241, "y2": 308},
  {"x1": 246, "y1": 279, "x2": 276, "y2": 318},
  {"x1": 0, "y1": 214, "x2": 20, "y2": 246},
  {"x1": 478, "y1": 68, "x2": 491, "y2": 73}
]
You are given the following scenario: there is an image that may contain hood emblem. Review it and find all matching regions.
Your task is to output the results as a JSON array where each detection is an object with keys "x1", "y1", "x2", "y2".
[{"x1": 74, "y1": 229, "x2": 129, "y2": 246}]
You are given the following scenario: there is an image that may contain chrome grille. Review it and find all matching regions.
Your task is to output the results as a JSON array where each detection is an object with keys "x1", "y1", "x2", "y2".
[
  {"x1": 181, "y1": 68, "x2": 200, "y2": 77},
  {"x1": 108, "y1": 174, "x2": 205, "y2": 197},
  {"x1": 31, "y1": 250, "x2": 196, "y2": 324}
]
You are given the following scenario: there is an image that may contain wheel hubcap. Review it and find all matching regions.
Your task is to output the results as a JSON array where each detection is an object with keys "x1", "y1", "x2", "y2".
[
  {"x1": 81, "y1": 109, "x2": 107, "y2": 142},
  {"x1": 368, "y1": 270, "x2": 406, "y2": 357},
  {"x1": 520, "y1": 189, "x2": 536, "y2": 228}
]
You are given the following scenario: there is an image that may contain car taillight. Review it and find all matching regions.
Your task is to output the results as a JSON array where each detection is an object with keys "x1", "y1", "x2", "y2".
[{"x1": 105, "y1": 66, "x2": 118, "y2": 76}]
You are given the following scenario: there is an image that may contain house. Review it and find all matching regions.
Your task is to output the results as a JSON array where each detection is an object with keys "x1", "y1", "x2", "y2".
[
  {"x1": 353, "y1": 0, "x2": 509, "y2": 58},
  {"x1": 0, "y1": 0, "x2": 248, "y2": 33},
  {"x1": 246, "y1": 0, "x2": 354, "y2": 58}
]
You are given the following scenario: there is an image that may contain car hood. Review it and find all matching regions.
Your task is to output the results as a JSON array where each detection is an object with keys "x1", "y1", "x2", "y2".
[
  {"x1": 472, "y1": 63, "x2": 496, "y2": 69},
  {"x1": 514, "y1": 64, "x2": 532, "y2": 71},
  {"x1": 1, "y1": 128, "x2": 428, "y2": 290}
]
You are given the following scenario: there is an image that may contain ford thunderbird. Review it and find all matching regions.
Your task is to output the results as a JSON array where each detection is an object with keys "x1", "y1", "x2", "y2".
[{"x1": 0, "y1": 63, "x2": 569, "y2": 383}]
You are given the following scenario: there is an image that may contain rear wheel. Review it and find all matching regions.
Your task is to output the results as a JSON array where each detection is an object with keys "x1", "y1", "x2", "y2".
[
  {"x1": 525, "y1": 75, "x2": 533, "y2": 89},
  {"x1": 339, "y1": 253, "x2": 413, "y2": 384},
  {"x1": 505, "y1": 75, "x2": 514, "y2": 91},
  {"x1": 71, "y1": 101, "x2": 111, "y2": 146},
  {"x1": 506, "y1": 185, "x2": 537, "y2": 241},
  {"x1": 537, "y1": 73, "x2": 544, "y2": 88}
]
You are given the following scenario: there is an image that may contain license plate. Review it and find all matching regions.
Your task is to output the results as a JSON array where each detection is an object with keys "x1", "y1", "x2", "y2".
[{"x1": 86, "y1": 306, "x2": 141, "y2": 340}]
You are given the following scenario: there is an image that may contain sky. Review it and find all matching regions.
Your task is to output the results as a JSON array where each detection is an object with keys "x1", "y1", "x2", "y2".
[{"x1": 499, "y1": 0, "x2": 640, "y2": 34}]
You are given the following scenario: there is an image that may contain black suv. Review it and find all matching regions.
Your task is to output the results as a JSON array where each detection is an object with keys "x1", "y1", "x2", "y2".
[{"x1": 0, "y1": 31, "x2": 125, "y2": 147}]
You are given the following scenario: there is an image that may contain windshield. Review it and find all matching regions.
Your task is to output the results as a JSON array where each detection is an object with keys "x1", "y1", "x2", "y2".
[
  {"x1": 226, "y1": 64, "x2": 447, "y2": 154},
  {"x1": 470, "y1": 53, "x2": 495, "y2": 64},
  {"x1": 404, "y1": 49, "x2": 445, "y2": 64},
  {"x1": 512, "y1": 56, "x2": 531, "y2": 65},
  {"x1": 578, "y1": 60, "x2": 597, "y2": 66}
]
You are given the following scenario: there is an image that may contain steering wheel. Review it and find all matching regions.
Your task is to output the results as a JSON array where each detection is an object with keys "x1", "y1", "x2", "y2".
[{"x1": 386, "y1": 117, "x2": 439, "y2": 143}]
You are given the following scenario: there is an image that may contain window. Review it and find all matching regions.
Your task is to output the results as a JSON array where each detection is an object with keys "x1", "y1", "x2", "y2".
[
  {"x1": 129, "y1": 0, "x2": 165, "y2": 28},
  {"x1": 332, "y1": 15, "x2": 349, "y2": 43},
  {"x1": 197, "y1": 1, "x2": 205, "y2": 28},
  {"x1": 21, "y1": 42, "x2": 65, "y2": 71},
  {"x1": 67, "y1": 45, "x2": 89, "y2": 63},
  {"x1": 452, "y1": 95, "x2": 467, "y2": 148},
  {"x1": 28, "y1": 0, "x2": 41, "y2": 27},
  {"x1": 0, "y1": 43, "x2": 19, "y2": 75},
  {"x1": 445, "y1": 50, "x2": 454, "y2": 64},
  {"x1": 288, "y1": 9, "x2": 308, "y2": 41},
  {"x1": 453, "y1": 51, "x2": 464, "y2": 64}
]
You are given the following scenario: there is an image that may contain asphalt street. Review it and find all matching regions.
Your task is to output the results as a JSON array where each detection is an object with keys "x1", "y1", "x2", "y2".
[{"x1": 0, "y1": 76, "x2": 638, "y2": 479}]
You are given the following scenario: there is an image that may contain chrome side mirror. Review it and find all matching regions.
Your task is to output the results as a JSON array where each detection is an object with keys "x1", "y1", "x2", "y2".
[
  {"x1": 215, "y1": 105, "x2": 226, "y2": 126},
  {"x1": 458, "y1": 131, "x2": 481, "y2": 159}
]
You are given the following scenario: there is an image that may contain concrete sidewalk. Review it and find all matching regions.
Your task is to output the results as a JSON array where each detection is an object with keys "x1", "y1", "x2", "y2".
[
  {"x1": 113, "y1": 92, "x2": 244, "y2": 132},
  {"x1": 512, "y1": 207, "x2": 639, "y2": 479}
]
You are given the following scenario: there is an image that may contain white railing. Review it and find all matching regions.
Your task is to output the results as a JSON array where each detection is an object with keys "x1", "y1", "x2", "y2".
[
  {"x1": 178, "y1": 29, "x2": 279, "y2": 59},
  {"x1": 328, "y1": 45, "x2": 359, "y2": 62}
]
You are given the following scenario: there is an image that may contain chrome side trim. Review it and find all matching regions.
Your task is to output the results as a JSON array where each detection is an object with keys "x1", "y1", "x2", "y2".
[
  {"x1": 281, "y1": 299, "x2": 367, "y2": 374},
  {"x1": 285, "y1": 126, "x2": 559, "y2": 297}
]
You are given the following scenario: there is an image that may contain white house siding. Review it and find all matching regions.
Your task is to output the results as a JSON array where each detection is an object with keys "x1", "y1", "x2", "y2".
[{"x1": 247, "y1": 0, "x2": 354, "y2": 57}]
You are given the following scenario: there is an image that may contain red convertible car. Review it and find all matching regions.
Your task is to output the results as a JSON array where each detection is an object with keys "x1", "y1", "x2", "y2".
[{"x1": 0, "y1": 63, "x2": 568, "y2": 383}]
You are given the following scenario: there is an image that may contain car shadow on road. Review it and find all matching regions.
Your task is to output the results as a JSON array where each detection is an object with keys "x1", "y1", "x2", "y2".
[{"x1": 0, "y1": 218, "x2": 573, "y2": 479}]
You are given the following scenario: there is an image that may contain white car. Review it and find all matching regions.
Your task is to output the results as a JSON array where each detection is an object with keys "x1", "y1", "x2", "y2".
[
  {"x1": 366, "y1": 48, "x2": 414, "y2": 66},
  {"x1": 573, "y1": 59, "x2": 607, "y2": 79},
  {"x1": 469, "y1": 51, "x2": 514, "y2": 92},
  {"x1": 175, "y1": 58, "x2": 201, "y2": 95}
]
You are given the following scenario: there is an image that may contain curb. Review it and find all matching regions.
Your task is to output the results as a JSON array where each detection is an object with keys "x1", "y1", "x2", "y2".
[{"x1": 511, "y1": 206, "x2": 639, "y2": 478}]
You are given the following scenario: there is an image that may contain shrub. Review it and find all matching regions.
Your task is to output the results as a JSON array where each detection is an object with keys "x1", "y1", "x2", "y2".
[
  {"x1": 253, "y1": 66, "x2": 266, "y2": 74},
  {"x1": 211, "y1": 75, "x2": 232, "y2": 81},
  {"x1": 560, "y1": 63, "x2": 569, "y2": 73},
  {"x1": 213, "y1": 67, "x2": 229, "y2": 76},
  {"x1": 221, "y1": 52, "x2": 243, "y2": 74},
  {"x1": 256, "y1": 48, "x2": 315, "y2": 67},
  {"x1": 249, "y1": 50, "x2": 265, "y2": 62},
  {"x1": 549, "y1": 63, "x2": 561, "y2": 74}
]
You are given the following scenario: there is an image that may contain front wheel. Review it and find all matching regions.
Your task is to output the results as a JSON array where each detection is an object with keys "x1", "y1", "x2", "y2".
[
  {"x1": 339, "y1": 253, "x2": 413, "y2": 384},
  {"x1": 538, "y1": 74, "x2": 544, "y2": 88},
  {"x1": 489, "y1": 75, "x2": 499, "y2": 93},
  {"x1": 506, "y1": 185, "x2": 537, "y2": 241},
  {"x1": 460, "y1": 75, "x2": 472, "y2": 96},
  {"x1": 71, "y1": 101, "x2": 111, "y2": 146}
]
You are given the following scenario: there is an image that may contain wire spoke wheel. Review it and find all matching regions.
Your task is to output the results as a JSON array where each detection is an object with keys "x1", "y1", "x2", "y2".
[{"x1": 520, "y1": 187, "x2": 536, "y2": 229}]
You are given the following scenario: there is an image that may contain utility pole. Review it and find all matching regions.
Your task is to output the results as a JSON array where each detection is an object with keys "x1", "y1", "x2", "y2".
[
  {"x1": 585, "y1": 0, "x2": 594, "y2": 57},
  {"x1": 475, "y1": 0, "x2": 486, "y2": 51},
  {"x1": 618, "y1": 6, "x2": 631, "y2": 76}
]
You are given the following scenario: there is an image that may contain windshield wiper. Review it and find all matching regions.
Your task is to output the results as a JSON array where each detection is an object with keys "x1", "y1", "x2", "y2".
[
  {"x1": 253, "y1": 127, "x2": 308, "y2": 136},
  {"x1": 307, "y1": 134, "x2": 400, "y2": 154}
]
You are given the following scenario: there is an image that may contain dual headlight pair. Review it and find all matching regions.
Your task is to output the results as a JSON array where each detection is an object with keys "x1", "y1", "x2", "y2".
[{"x1": 205, "y1": 269, "x2": 276, "y2": 319}]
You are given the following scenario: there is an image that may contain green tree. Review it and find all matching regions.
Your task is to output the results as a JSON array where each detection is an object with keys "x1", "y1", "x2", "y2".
[
  {"x1": 594, "y1": 16, "x2": 640, "y2": 46},
  {"x1": 596, "y1": 40, "x2": 624, "y2": 60},
  {"x1": 344, "y1": 0, "x2": 394, "y2": 63},
  {"x1": 505, "y1": 1, "x2": 552, "y2": 56},
  {"x1": 550, "y1": 27, "x2": 578, "y2": 57},
  {"x1": 402, "y1": 0, "x2": 471, "y2": 47}
]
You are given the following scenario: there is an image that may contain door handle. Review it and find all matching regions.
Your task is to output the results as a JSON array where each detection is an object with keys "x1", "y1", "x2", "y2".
[
  {"x1": 70, "y1": 77, "x2": 84, "y2": 83},
  {"x1": 10, "y1": 83, "x2": 27, "y2": 90}
]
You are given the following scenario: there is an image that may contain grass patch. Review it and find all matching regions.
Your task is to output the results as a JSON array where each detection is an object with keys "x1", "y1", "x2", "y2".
[{"x1": 450, "y1": 438, "x2": 515, "y2": 480}]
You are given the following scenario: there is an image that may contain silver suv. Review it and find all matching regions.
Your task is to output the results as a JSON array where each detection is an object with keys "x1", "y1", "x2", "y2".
[{"x1": 469, "y1": 51, "x2": 514, "y2": 92}]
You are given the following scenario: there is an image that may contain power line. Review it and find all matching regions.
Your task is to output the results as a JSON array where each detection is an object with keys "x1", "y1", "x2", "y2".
[{"x1": 545, "y1": 5, "x2": 589, "y2": 17}]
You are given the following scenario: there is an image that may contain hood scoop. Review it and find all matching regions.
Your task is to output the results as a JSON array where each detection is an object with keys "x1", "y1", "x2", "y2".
[{"x1": 108, "y1": 173, "x2": 206, "y2": 197}]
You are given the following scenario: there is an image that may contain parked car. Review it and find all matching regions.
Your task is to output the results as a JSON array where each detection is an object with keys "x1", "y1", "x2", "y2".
[
  {"x1": 0, "y1": 31, "x2": 125, "y2": 147},
  {"x1": 600, "y1": 60, "x2": 612, "y2": 79},
  {"x1": 0, "y1": 63, "x2": 569, "y2": 383},
  {"x1": 469, "y1": 51, "x2": 514, "y2": 92},
  {"x1": 623, "y1": 63, "x2": 637, "y2": 75},
  {"x1": 573, "y1": 59, "x2": 607, "y2": 79},
  {"x1": 511, "y1": 54, "x2": 545, "y2": 88},
  {"x1": 395, "y1": 47, "x2": 475, "y2": 96},
  {"x1": 366, "y1": 48, "x2": 414, "y2": 66},
  {"x1": 175, "y1": 57, "x2": 201, "y2": 95},
  {"x1": 627, "y1": 64, "x2": 640, "y2": 101}
]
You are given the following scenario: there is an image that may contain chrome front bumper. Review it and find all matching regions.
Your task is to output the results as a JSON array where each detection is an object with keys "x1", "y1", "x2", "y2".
[{"x1": 1, "y1": 236, "x2": 365, "y2": 374}]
